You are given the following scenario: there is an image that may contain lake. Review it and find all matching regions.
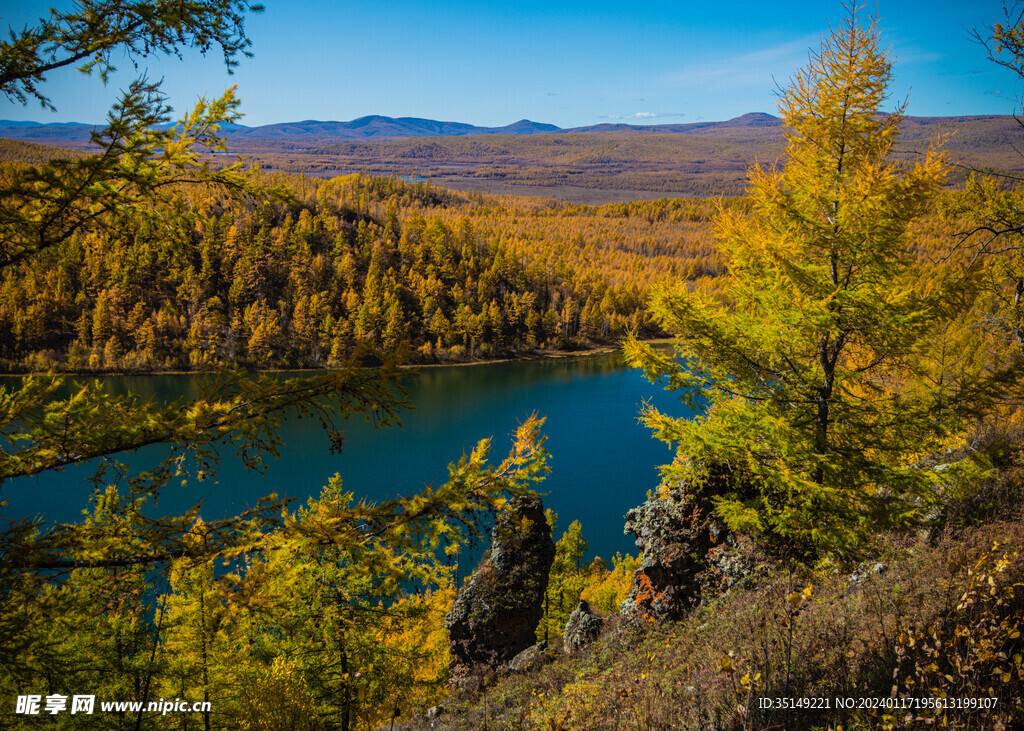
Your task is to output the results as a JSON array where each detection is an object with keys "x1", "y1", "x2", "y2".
[{"x1": 1, "y1": 350, "x2": 692, "y2": 563}]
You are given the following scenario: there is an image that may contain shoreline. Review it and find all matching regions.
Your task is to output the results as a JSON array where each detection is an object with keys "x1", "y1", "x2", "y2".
[{"x1": 0, "y1": 339, "x2": 675, "y2": 378}]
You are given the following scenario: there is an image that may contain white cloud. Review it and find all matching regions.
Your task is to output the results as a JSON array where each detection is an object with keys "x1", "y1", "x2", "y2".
[
  {"x1": 662, "y1": 36, "x2": 819, "y2": 91},
  {"x1": 601, "y1": 111, "x2": 685, "y2": 121},
  {"x1": 897, "y1": 51, "x2": 943, "y2": 65}
]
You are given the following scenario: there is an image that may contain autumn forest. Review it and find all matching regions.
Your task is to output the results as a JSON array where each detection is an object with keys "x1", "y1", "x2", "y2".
[
  {"x1": 5, "y1": 1, "x2": 1024, "y2": 730},
  {"x1": 0, "y1": 161, "x2": 731, "y2": 372}
]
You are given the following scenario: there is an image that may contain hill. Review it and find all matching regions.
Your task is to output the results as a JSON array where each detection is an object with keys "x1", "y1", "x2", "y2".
[
  {"x1": 0, "y1": 113, "x2": 783, "y2": 146},
  {"x1": 0, "y1": 115, "x2": 563, "y2": 146},
  {"x1": 224, "y1": 115, "x2": 561, "y2": 141},
  {"x1": 2, "y1": 113, "x2": 1022, "y2": 202},
  {"x1": 231, "y1": 115, "x2": 1024, "y2": 201}
]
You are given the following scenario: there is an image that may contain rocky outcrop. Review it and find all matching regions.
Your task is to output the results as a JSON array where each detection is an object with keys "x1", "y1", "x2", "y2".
[
  {"x1": 620, "y1": 476, "x2": 753, "y2": 622},
  {"x1": 708, "y1": 529, "x2": 759, "y2": 589},
  {"x1": 563, "y1": 600, "x2": 602, "y2": 655},
  {"x1": 446, "y1": 495, "x2": 555, "y2": 685}
]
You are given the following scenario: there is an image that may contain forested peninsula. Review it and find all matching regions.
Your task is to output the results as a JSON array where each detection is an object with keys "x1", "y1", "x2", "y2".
[{"x1": 0, "y1": 159, "x2": 734, "y2": 372}]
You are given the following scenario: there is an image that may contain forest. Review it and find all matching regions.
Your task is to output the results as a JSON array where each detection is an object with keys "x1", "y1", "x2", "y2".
[
  {"x1": 0, "y1": 155, "x2": 739, "y2": 371},
  {"x1": 3, "y1": 1, "x2": 1024, "y2": 729}
]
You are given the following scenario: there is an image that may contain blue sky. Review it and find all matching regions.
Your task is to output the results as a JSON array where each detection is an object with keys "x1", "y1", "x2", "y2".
[{"x1": 1, "y1": 0, "x2": 1022, "y2": 127}]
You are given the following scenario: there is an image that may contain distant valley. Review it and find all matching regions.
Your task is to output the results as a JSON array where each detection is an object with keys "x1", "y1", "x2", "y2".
[{"x1": 2, "y1": 112, "x2": 1021, "y2": 202}]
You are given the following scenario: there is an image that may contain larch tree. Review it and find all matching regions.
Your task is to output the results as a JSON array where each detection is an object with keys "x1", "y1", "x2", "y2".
[
  {"x1": 943, "y1": 1, "x2": 1024, "y2": 359},
  {"x1": 626, "y1": 8, "x2": 995, "y2": 562}
]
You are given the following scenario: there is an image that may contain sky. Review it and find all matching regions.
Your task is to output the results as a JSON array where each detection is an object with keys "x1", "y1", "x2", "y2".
[{"x1": 1, "y1": 0, "x2": 1023, "y2": 128}]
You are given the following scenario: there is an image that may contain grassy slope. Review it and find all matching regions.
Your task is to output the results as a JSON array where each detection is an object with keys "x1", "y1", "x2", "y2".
[
  {"x1": 418, "y1": 525, "x2": 1024, "y2": 730},
  {"x1": 397, "y1": 449, "x2": 1024, "y2": 730}
]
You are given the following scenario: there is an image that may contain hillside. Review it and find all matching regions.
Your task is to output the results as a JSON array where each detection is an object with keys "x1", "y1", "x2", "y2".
[
  {"x1": 3, "y1": 113, "x2": 1021, "y2": 202},
  {"x1": 236, "y1": 115, "x2": 1024, "y2": 200},
  {"x1": 0, "y1": 169, "x2": 732, "y2": 372},
  {"x1": 411, "y1": 513, "x2": 1024, "y2": 730}
]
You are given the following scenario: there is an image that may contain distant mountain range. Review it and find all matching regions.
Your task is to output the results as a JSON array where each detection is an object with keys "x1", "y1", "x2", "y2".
[
  {"x1": 3, "y1": 111, "x2": 1016, "y2": 151},
  {"x1": 0, "y1": 113, "x2": 786, "y2": 147},
  {"x1": 3, "y1": 112, "x2": 1020, "y2": 203}
]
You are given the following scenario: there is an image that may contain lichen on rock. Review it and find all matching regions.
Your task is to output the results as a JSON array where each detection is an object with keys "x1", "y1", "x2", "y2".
[
  {"x1": 620, "y1": 473, "x2": 755, "y2": 622},
  {"x1": 504, "y1": 641, "x2": 552, "y2": 675},
  {"x1": 445, "y1": 494, "x2": 555, "y2": 685},
  {"x1": 563, "y1": 600, "x2": 603, "y2": 655}
]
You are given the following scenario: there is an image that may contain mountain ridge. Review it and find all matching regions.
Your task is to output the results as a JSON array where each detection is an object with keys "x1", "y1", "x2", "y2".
[
  {"x1": 4, "y1": 112, "x2": 1021, "y2": 204},
  {"x1": 0, "y1": 113, "x2": 786, "y2": 145},
  {"x1": 3, "y1": 111, "x2": 1017, "y2": 148}
]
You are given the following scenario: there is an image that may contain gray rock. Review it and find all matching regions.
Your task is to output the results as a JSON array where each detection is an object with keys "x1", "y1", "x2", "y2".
[
  {"x1": 504, "y1": 641, "x2": 552, "y2": 674},
  {"x1": 563, "y1": 600, "x2": 603, "y2": 655},
  {"x1": 707, "y1": 532, "x2": 757, "y2": 590},
  {"x1": 620, "y1": 468, "x2": 756, "y2": 622},
  {"x1": 445, "y1": 495, "x2": 555, "y2": 686}
]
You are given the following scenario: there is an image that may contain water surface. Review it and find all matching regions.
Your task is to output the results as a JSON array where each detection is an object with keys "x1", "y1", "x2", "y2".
[{"x1": 2, "y1": 352, "x2": 691, "y2": 561}]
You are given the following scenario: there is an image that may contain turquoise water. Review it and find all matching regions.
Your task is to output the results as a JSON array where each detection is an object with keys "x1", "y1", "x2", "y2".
[{"x1": 2, "y1": 351, "x2": 691, "y2": 562}]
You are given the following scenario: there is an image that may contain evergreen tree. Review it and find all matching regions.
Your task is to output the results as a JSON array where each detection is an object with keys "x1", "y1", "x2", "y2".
[{"x1": 539, "y1": 515, "x2": 601, "y2": 645}]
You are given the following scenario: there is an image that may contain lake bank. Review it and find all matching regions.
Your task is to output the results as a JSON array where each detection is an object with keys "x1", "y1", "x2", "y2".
[{"x1": 0, "y1": 338, "x2": 676, "y2": 377}]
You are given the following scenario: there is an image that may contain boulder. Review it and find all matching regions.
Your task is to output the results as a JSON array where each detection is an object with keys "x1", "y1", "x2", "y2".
[
  {"x1": 504, "y1": 641, "x2": 552, "y2": 674},
  {"x1": 446, "y1": 495, "x2": 555, "y2": 685},
  {"x1": 563, "y1": 600, "x2": 602, "y2": 655},
  {"x1": 620, "y1": 476, "x2": 746, "y2": 622}
]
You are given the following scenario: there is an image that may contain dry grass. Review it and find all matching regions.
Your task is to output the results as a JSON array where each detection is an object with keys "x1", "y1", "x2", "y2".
[{"x1": 406, "y1": 512, "x2": 1024, "y2": 730}]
